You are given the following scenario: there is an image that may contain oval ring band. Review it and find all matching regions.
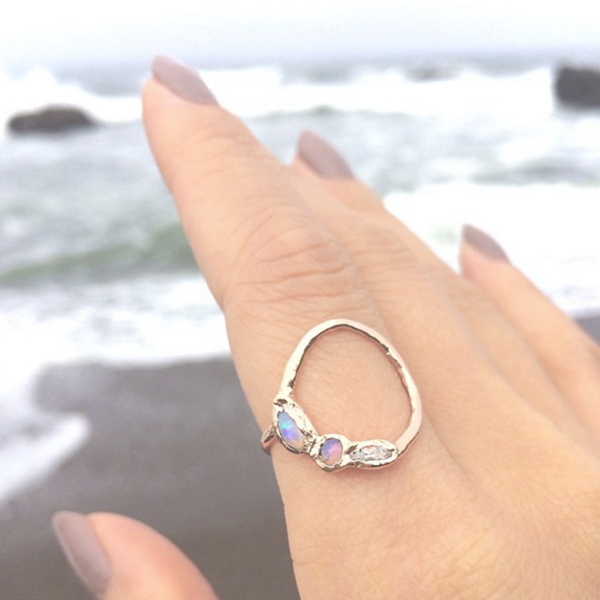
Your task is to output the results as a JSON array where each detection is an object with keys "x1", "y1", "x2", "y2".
[{"x1": 261, "y1": 319, "x2": 422, "y2": 472}]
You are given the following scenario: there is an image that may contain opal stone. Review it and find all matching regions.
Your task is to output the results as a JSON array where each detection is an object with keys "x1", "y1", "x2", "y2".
[
  {"x1": 320, "y1": 438, "x2": 343, "y2": 466},
  {"x1": 277, "y1": 411, "x2": 305, "y2": 450}
]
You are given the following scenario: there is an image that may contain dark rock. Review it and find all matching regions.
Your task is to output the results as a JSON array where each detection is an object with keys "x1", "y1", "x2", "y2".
[
  {"x1": 409, "y1": 65, "x2": 455, "y2": 82},
  {"x1": 554, "y1": 66, "x2": 600, "y2": 109},
  {"x1": 8, "y1": 106, "x2": 97, "y2": 135}
]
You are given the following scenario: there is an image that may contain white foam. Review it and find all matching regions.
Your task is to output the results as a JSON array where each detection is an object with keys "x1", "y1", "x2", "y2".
[
  {"x1": 0, "y1": 354, "x2": 91, "y2": 506},
  {"x1": 0, "y1": 275, "x2": 228, "y2": 367},
  {"x1": 385, "y1": 182, "x2": 600, "y2": 315},
  {"x1": 202, "y1": 64, "x2": 555, "y2": 119},
  {"x1": 0, "y1": 413, "x2": 89, "y2": 505}
]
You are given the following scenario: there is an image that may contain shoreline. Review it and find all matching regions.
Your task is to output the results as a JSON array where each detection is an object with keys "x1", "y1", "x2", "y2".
[{"x1": 1, "y1": 313, "x2": 599, "y2": 599}]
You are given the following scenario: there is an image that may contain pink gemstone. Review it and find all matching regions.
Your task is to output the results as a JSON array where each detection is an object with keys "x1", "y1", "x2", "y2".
[{"x1": 320, "y1": 438, "x2": 343, "y2": 466}]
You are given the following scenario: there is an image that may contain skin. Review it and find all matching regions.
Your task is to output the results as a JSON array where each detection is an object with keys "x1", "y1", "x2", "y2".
[{"x1": 80, "y1": 77, "x2": 600, "y2": 599}]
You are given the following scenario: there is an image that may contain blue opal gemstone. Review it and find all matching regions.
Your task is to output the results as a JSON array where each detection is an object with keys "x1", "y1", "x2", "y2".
[
  {"x1": 320, "y1": 438, "x2": 343, "y2": 466},
  {"x1": 277, "y1": 411, "x2": 305, "y2": 450}
]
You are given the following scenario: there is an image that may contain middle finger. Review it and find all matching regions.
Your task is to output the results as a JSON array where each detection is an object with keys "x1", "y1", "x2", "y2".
[{"x1": 288, "y1": 159, "x2": 600, "y2": 489}]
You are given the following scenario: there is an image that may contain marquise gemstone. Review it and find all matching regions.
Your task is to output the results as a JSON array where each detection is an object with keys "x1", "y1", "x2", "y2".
[
  {"x1": 277, "y1": 411, "x2": 305, "y2": 450},
  {"x1": 320, "y1": 438, "x2": 343, "y2": 466},
  {"x1": 351, "y1": 445, "x2": 393, "y2": 463}
]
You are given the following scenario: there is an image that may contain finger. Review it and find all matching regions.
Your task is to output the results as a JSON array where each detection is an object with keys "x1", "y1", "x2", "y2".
[
  {"x1": 145, "y1": 56, "x2": 311, "y2": 310},
  {"x1": 53, "y1": 512, "x2": 218, "y2": 600},
  {"x1": 461, "y1": 225, "x2": 600, "y2": 436},
  {"x1": 293, "y1": 133, "x2": 599, "y2": 453},
  {"x1": 143, "y1": 58, "x2": 473, "y2": 599}
]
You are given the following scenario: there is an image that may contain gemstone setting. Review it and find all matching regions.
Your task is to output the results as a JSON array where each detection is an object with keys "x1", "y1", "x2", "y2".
[
  {"x1": 320, "y1": 438, "x2": 343, "y2": 466},
  {"x1": 348, "y1": 440, "x2": 399, "y2": 468}
]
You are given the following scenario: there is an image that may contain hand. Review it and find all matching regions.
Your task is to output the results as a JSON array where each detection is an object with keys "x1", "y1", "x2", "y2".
[{"x1": 53, "y1": 57, "x2": 600, "y2": 600}]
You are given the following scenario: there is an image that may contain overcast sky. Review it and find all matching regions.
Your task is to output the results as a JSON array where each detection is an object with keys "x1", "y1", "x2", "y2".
[{"x1": 2, "y1": 0, "x2": 600, "y2": 69}]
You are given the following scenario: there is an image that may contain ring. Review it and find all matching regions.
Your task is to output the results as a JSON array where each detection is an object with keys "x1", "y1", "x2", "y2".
[{"x1": 261, "y1": 319, "x2": 422, "y2": 472}]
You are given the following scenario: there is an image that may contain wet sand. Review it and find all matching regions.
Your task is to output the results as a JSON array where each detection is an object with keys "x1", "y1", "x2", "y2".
[{"x1": 1, "y1": 314, "x2": 599, "y2": 599}]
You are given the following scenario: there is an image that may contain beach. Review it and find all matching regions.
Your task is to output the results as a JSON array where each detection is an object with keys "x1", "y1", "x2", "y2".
[
  {"x1": 2, "y1": 57, "x2": 600, "y2": 600},
  {"x1": 0, "y1": 358, "x2": 298, "y2": 600},
  {"x1": 0, "y1": 315, "x2": 597, "y2": 599}
]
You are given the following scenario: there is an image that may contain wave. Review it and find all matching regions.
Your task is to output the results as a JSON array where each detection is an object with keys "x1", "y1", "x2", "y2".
[
  {"x1": 202, "y1": 63, "x2": 556, "y2": 119},
  {"x1": 1, "y1": 62, "x2": 560, "y2": 136},
  {"x1": 0, "y1": 351, "x2": 90, "y2": 507},
  {"x1": 0, "y1": 221, "x2": 197, "y2": 287},
  {"x1": 0, "y1": 410, "x2": 89, "y2": 506}
]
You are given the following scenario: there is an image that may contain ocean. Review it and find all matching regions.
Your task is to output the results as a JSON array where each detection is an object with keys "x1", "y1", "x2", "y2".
[{"x1": 1, "y1": 57, "x2": 599, "y2": 506}]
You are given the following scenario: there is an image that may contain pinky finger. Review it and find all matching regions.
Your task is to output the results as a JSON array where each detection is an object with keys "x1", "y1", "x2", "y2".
[
  {"x1": 53, "y1": 512, "x2": 219, "y2": 600},
  {"x1": 460, "y1": 225, "x2": 600, "y2": 434}
]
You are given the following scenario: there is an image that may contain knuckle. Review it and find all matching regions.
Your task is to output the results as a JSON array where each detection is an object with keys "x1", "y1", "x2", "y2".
[
  {"x1": 333, "y1": 214, "x2": 424, "y2": 289},
  {"x1": 223, "y1": 208, "x2": 367, "y2": 317}
]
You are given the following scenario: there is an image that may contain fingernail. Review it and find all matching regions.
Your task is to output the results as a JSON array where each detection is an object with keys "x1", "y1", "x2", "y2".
[
  {"x1": 462, "y1": 224, "x2": 509, "y2": 262},
  {"x1": 297, "y1": 130, "x2": 354, "y2": 179},
  {"x1": 152, "y1": 55, "x2": 219, "y2": 106},
  {"x1": 53, "y1": 512, "x2": 111, "y2": 599}
]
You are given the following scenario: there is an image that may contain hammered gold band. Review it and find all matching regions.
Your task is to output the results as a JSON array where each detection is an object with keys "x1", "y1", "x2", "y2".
[{"x1": 261, "y1": 319, "x2": 422, "y2": 472}]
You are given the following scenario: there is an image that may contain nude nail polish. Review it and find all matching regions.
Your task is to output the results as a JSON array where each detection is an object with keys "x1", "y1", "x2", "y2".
[
  {"x1": 297, "y1": 130, "x2": 354, "y2": 179},
  {"x1": 462, "y1": 224, "x2": 509, "y2": 262},
  {"x1": 53, "y1": 512, "x2": 111, "y2": 599},
  {"x1": 152, "y1": 55, "x2": 219, "y2": 106}
]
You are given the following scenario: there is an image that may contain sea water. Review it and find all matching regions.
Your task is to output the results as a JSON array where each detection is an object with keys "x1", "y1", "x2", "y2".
[{"x1": 1, "y1": 58, "x2": 599, "y2": 504}]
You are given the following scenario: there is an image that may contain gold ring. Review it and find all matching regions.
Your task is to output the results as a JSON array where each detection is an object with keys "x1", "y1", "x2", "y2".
[{"x1": 261, "y1": 319, "x2": 422, "y2": 472}]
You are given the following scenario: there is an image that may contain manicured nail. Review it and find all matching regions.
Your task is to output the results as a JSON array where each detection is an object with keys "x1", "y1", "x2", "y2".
[
  {"x1": 297, "y1": 131, "x2": 354, "y2": 179},
  {"x1": 152, "y1": 55, "x2": 219, "y2": 106},
  {"x1": 462, "y1": 224, "x2": 509, "y2": 262},
  {"x1": 53, "y1": 512, "x2": 111, "y2": 599}
]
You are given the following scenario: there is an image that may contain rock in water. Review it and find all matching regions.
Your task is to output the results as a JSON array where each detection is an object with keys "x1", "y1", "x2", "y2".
[
  {"x1": 554, "y1": 66, "x2": 600, "y2": 109},
  {"x1": 8, "y1": 106, "x2": 97, "y2": 135}
]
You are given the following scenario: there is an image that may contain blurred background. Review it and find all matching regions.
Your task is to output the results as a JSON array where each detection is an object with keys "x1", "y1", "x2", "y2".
[{"x1": 1, "y1": 1, "x2": 600, "y2": 598}]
